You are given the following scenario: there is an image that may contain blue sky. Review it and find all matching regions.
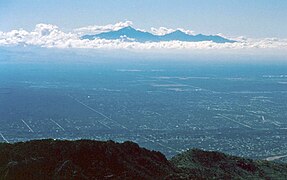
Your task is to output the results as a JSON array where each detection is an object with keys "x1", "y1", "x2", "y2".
[{"x1": 1, "y1": 0, "x2": 287, "y2": 38}]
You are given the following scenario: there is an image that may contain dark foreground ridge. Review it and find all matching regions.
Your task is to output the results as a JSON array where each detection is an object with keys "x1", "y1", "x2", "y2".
[{"x1": 0, "y1": 139, "x2": 286, "y2": 179}]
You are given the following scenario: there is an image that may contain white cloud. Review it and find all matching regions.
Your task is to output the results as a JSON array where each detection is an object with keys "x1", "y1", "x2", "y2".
[
  {"x1": 74, "y1": 21, "x2": 133, "y2": 35},
  {"x1": 0, "y1": 22, "x2": 287, "y2": 57},
  {"x1": 177, "y1": 28, "x2": 195, "y2": 35},
  {"x1": 151, "y1": 27, "x2": 195, "y2": 35},
  {"x1": 151, "y1": 27, "x2": 176, "y2": 35}
]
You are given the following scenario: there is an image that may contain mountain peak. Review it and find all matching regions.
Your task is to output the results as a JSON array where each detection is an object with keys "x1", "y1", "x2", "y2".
[
  {"x1": 170, "y1": 30, "x2": 186, "y2": 34},
  {"x1": 119, "y1": 26, "x2": 136, "y2": 31}
]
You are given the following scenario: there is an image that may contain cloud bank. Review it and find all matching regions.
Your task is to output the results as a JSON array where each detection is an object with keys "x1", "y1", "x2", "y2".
[
  {"x1": 74, "y1": 21, "x2": 133, "y2": 35},
  {"x1": 0, "y1": 21, "x2": 287, "y2": 56},
  {"x1": 151, "y1": 27, "x2": 194, "y2": 35}
]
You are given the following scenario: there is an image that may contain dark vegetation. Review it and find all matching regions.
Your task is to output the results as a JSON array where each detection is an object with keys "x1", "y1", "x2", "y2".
[{"x1": 0, "y1": 139, "x2": 286, "y2": 179}]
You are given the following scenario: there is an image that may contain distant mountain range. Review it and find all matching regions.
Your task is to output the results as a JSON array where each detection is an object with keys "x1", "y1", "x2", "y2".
[{"x1": 81, "y1": 26, "x2": 236, "y2": 43}]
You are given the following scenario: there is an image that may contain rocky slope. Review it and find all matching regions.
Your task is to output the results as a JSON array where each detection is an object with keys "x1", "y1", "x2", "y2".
[{"x1": 0, "y1": 139, "x2": 286, "y2": 179}]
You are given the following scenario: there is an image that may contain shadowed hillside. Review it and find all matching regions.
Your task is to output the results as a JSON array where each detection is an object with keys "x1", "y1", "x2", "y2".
[
  {"x1": 171, "y1": 149, "x2": 287, "y2": 179},
  {"x1": 0, "y1": 139, "x2": 286, "y2": 179}
]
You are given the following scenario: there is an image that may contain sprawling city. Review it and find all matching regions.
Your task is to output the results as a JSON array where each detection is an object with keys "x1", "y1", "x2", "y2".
[{"x1": 1, "y1": 61, "x2": 286, "y2": 162}]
